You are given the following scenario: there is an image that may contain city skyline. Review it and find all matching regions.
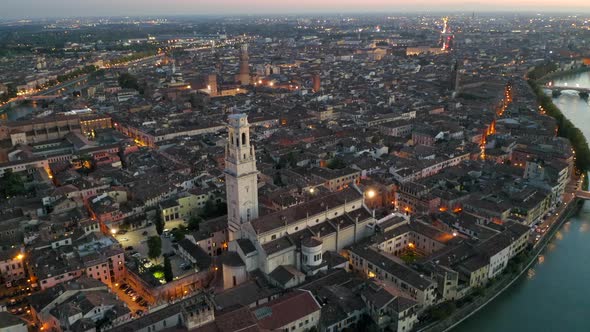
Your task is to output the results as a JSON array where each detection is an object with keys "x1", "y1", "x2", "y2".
[
  {"x1": 1, "y1": 3, "x2": 590, "y2": 331},
  {"x1": 3, "y1": 0, "x2": 590, "y2": 19}
]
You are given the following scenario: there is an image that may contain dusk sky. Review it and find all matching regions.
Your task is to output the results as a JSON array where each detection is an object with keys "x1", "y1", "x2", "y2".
[{"x1": 3, "y1": 0, "x2": 590, "y2": 19}]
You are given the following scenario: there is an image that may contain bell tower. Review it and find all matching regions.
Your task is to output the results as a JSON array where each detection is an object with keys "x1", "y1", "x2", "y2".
[
  {"x1": 237, "y1": 44, "x2": 250, "y2": 85},
  {"x1": 225, "y1": 113, "x2": 259, "y2": 241}
]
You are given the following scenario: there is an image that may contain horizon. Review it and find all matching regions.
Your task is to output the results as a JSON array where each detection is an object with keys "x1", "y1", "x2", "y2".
[{"x1": 2, "y1": 0, "x2": 590, "y2": 20}]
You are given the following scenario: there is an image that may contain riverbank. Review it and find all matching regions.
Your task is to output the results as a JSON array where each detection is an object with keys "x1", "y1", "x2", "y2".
[
  {"x1": 537, "y1": 66, "x2": 590, "y2": 84},
  {"x1": 528, "y1": 78, "x2": 590, "y2": 184},
  {"x1": 417, "y1": 66, "x2": 589, "y2": 332},
  {"x1": 418, "y1": 199, "x2": 584, "y2": 332}
]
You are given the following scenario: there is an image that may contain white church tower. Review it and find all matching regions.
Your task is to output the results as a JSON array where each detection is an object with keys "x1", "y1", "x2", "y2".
[{"x1": 225, "y1": 114, "x2": 259, "y2": 241}]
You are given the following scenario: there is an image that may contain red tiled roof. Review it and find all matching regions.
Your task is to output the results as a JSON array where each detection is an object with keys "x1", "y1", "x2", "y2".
[{"x1": 254, "y1": 290, "x2": 320, "y2": 330}]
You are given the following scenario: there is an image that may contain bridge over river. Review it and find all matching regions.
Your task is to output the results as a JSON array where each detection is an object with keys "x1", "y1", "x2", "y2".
[
  {"x1": 545, "y1": 83, "x2": 590, "y2": 98},
  {"x1": 574, "y1": 190, "x2": 590, "y2": 200}
]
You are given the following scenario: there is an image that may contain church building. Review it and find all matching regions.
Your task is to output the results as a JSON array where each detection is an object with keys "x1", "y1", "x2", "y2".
[{"x1": 223, "y1": 114, "x2": 376, "y2": 289}]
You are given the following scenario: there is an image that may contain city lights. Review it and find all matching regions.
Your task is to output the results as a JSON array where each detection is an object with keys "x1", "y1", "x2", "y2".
[{"x1": 1, "y1": 8, "x2": 588, "y2": 332}]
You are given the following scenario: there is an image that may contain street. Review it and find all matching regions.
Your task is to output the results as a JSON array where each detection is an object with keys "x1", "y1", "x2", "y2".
[{"x1": 530, "y1": 174, "x2": 584, "y2": 246}]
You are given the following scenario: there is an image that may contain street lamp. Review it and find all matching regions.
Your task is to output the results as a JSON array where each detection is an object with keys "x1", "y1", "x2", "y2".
[
  {"x1": 111, "y1": 229, "x2": 117, "y2": 235},
  {"x1": 15, "y1": 254, "x2": 24, "y2": 260},
  {"x1": 366, "y1": 190, "x2": 376, "y2": 199}
]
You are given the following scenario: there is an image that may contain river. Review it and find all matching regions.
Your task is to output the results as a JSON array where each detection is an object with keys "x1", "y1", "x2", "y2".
[{"x1": 454, "y1": 72, "x2": 590, "y2": 331}]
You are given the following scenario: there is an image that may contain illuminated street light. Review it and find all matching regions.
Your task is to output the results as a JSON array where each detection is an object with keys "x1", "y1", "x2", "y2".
[
  {"x1": 111, "y1": 229, "x2": 117, "y2": 235},
  {"x1": 366, "y1": 190, "x2": 376, "y2": 199},
  {"x1": 15, "y1": 254, "x2": 24, "y2": 260},
  {"x1": 309, "y1": 188, "x2": 315, "y2": 194}
]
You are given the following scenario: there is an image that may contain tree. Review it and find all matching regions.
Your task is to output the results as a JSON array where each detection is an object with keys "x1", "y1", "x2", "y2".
[
  {"x1": 164, "y1": 257, "x2": 173, "y2": 282},
  {"x1": 528, "y1": 62, "x2": 558, "y2": 80},
  {"x1": 154, "y1": 209, "x2": 164, "y2": 235},
  {"x1": 171, "y1": 228, "x2": 186, "y2": 241},
  {"x1": 327, "y1": 157, "x2": 346, "y2": 170},
  {"x1": 285, "y1": 152, "x2": 297, "y2": 168},
  {"x1": 428, "y1": 302, "x2": 456, "y2": 320},
  {"x1": 118, "y1": 73, "x2": 139, "y2": 90},
  {"x1": 147, "y1": 236, "x2": 162, "y2": 262},
  {"x1": 187, "y1": 216, "x2": 202, "y2": 231},
  {"x1": 273, "y1": 172, "x2": 284, "y2": 187},
  {"x1": 201, "y1": 200, "x2": 227, "y2": 219},
  {"x1": 0, "y1": 170, "x2": 26, "y2": 198}
]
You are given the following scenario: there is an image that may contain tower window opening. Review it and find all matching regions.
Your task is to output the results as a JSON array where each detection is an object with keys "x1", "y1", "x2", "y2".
[{"x1": 242, "y1": 133, "x2": 246, "y2": 146}]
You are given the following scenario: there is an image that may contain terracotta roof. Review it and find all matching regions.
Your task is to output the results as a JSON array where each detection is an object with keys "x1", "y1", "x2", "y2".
[{"x1": 253, "y1": 290, "x2": 320, "y2": 330}]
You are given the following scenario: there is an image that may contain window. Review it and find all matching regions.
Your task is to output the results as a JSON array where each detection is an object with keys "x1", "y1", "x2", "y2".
[
  {"x1": 233, "y1": 276, "x2": 237, "y2": 286},
  {"x1": 242, "y1": 133, "x2": 246, "y2": 145}
]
